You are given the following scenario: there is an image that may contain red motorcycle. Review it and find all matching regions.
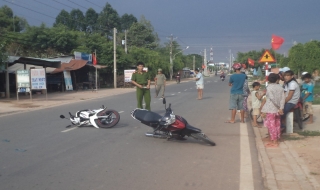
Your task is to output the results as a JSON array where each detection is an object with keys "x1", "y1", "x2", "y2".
[{"x1": 131, "y1": 98, "x2": 216, "y2": 146}]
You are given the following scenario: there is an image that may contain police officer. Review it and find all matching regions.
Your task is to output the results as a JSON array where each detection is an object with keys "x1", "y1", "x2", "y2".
[{"x1": 131, "y1": 62, "x2": 151, "y2": 111}]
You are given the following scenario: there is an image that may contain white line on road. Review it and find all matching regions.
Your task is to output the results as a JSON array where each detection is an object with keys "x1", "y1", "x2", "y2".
[
  {"x1": 239, "y1": 122, "x2": 254, "y2": 190},
  {"x1": 178, "y1": 92, "x2": 181, "y2": 93},
  {"x1": 171, "y1": 94, "x2": 175, "y2": 96},
  {"x1": 61, "y1": 127, "x2": 78, "y2": 133},
  {"x1": 118, "y1": 111, "x2": 124, "y2": 113},
  {"x1": 184, "y1": 89, "x2": 187, "y2": 91}
]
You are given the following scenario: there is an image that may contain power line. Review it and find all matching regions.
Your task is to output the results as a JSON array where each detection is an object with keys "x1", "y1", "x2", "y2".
[
  {"x1": 67, "y1": 0, "x2": 88, "y2": 10},
  {"x1": 52, "y1": 0, "x2": 74, "y2": 10},
  {"x1": 33, "y1": 0, "x2": 61, "y2": 11},
  {"x1": 85, "y1": 0, "x2": 102, "y2": 9}
]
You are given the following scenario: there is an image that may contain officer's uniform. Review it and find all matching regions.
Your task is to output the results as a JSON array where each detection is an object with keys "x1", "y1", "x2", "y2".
[{"x1": 131, "y1": 71, "x2": 151, "y2": 111}]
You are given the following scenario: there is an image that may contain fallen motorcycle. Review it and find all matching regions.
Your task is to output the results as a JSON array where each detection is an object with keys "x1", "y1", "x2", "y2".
[
  {"x1": 60, "y1": 105, "x2": 120, "y2": 128},
  {"x1": 131, "y1": 98, "x2": 216, "y2": 146}
]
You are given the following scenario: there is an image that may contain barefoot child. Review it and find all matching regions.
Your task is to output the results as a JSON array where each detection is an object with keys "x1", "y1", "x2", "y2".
[
  {"x1": 301, "y1": 73, "x2": 314, "y2": 124},
  {"x1": 251, "y1": 82, "x2": 265, "y2": 127},
  {"x1": 260, "y1": 73, "x2": 285, "y2": 148}
]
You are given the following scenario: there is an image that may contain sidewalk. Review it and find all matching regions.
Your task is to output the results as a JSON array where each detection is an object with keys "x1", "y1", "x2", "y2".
[
  {"x1": 0, "y1": 78, "x2": 194, "y2": 117},
  {"x1": 247, "y1": 85, "x2": 320, "y2": 189}
]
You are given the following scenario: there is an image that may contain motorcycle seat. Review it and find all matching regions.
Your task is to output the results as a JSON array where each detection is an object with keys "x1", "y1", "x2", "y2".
[{"x1": 134, "y1": 109, "x2": 162, "y2": 123}]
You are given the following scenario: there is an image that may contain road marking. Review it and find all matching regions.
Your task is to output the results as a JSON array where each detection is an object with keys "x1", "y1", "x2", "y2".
[
  {"x1": 214, "y1": 81, "x2": 218, "y2": 83},
  {"x1": 184, "y1": 89, "x2": 187, "y2": 91},
  {"x1": 118, "y1": 111, "x2": 124, "y2": 113},
  {"x1": 178, "y1": 92, "x2": 181, "y2": 93},
  {"x1": 61, "y1": 127, "x2": 78, "y2": 133},
  {"x1": 239, "y1": 122, "x2": 254, "y2": 190},
  {"x1": 171, "y1": 94, "x2": 175, "y2": 96}
]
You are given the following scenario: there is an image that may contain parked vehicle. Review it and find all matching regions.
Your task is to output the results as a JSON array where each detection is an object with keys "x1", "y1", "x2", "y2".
[
  {"x1": 60, "y1": 105, "x2": 120, "y2": 128},
  {"x1": 131, "y1": 98, "x2": 216, "y2": 146}
]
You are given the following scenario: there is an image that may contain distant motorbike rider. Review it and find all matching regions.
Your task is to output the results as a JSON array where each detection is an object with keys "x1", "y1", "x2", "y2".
[{"x1": 176, "y1": 72, "x2": 181, "y2": 83}]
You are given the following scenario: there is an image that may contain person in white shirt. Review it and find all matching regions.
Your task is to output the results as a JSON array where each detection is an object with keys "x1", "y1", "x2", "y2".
[
  {"x1": 282, "y1": 70, "x2": 300, "y2": 129},
  {"x1": 195, "y1": 68, "x2": 204, "y2": 100}
]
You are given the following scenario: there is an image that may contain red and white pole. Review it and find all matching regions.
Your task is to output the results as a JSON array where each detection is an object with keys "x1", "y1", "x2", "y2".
[{"x1": 265, "y1": 62, "x2": 269, "y2": 86}]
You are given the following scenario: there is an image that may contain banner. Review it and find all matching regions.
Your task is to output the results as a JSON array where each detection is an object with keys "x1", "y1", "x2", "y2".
[
  {"x1": 63, "y1": 71, "x2": 73, "y2": 90},
  {"x1": 74, "y1": 51, "x2": 92, "y2": 64},
  {"x1": 124, "y1": 68, "x2": 148, "y2": 82},
  {"x1": 16, "y1": 70, "x2": 30, "y2": 88},
  {"x1": 31, "y1": 69, "x2": 47, "y2": 89}
]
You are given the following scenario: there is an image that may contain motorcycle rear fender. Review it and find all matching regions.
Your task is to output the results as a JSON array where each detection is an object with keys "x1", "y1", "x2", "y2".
[{"x1": 90, "y1": 107, "x2": 107, "y2": 129}]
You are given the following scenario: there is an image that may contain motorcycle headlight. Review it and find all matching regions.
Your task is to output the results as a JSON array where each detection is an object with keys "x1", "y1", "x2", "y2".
[{"x1": 165, "y1": 114, "x2": 176, "y2": 125}]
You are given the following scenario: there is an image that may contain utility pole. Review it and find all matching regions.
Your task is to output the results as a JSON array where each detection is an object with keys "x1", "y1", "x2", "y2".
[
  {"x1": 95, "y1": 49, "x2": 97, "y2": 91},
  {"x1": 229, "y1": 49, "x2": 232, "y2": 72},
  {"x1": 113, "y1": 28, "x2": 117, "y2": 88},
  {"x1": 125, "y1": 30, "x2": 128, "y2": 54},
  {"x1": 168, "y1": 34, "x2": 177, "y2": 80},
  {"x1": 204, "y1": 49, "x2": 208, "y2": 76},
  {"x1": 193, "y1": 55, "x2": 195, "y2": 72}
]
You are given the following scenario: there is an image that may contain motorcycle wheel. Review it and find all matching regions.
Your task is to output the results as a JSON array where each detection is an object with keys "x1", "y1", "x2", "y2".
[
  {"x1": 95, "y1": 109, "x2": 120, "y2": 128},
  {"x1": 190, "y1": 133, "x2": 216, "y2": 146}
]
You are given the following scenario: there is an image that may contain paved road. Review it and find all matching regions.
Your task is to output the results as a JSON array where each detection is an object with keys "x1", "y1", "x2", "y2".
[{"x1": 0, "y1": 76, "x2": 264, "y2": 190}]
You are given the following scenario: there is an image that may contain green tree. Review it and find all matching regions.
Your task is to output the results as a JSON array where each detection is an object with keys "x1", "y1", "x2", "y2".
[
  {"x1": 0, "y1": 5, "x2": 28, "y2": 32},
  {"x1": 54, "y1": 9, "x2": 71, "y2": 29},
  {"x1": 120, "y1": 13, "x2": 137, "y2": 31},
  {"x1": 85, "y1": 8, "x2": 98, "y2": 33},
  {"x1": 97, "y1": 3, "x2": 121, "y2": 37},
  {"x1": 127, "y1": 16, "x2": 159, "y2": 50},
  {"x1": 70, "y1": 9, "x2": 86, "y2": 31}
]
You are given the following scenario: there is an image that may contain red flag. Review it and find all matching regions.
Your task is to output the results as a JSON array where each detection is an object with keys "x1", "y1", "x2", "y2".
[
  {"x1": 271, "y1": 34, "x2": 284, "y2": 50},
  {"x1": 92, "y1": 52, "x2": 97, "y2": 65},
  {"x1": 248, "y1": 58, "x2": 255, "y2": 66},
  {"x1": 242, "y1": 64, "x2": 247, "y2": 69}
]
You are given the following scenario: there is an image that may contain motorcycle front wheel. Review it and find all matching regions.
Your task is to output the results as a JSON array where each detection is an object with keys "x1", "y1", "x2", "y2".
[
  {"x1": 190, "y1": 133, "x2": 216, "y2": 146},
  {"x1": 95, "y1": 109, "x2": 120, "y2": 128}
]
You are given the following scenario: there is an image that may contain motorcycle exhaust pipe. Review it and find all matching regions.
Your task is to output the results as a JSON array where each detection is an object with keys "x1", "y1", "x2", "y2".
[{"x1": 145, "y1": 132, "x2": 167, "y2": 139}]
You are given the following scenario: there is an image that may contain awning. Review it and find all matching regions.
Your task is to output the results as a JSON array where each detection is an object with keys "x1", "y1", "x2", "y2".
[
  {"x1": 9, "y1": 56, "x2": 61, "y2": 68},
  {"x1": 7, "y1": 63, "x2": 56, "y2": 73},
  {"x1": 51, "y1": 59, "x2": 88, "y2": 73}
]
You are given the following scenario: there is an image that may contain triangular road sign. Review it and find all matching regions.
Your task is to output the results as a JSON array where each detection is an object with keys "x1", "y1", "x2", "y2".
[{"x1": 259, "y1": 50, "x2": 276, "y2": 63}]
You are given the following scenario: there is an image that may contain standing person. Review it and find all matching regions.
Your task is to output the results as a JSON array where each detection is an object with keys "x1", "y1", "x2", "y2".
[
  {"x1": 301, "y1": 73, "x2": 314, "y2": 124},
  {"x1": 242, "y1": 72, "x2": 250, "y2": 118},
  {"x1": 260, "y1": 73, "x2": 285, "y2": 148},
  {"x1": 225, "y1": 63, "x2": 246, "y2": 123},
  {"x1": 195, "y1": 68, "x2": 204, "y2": 100},
  {"x1": 251, "y1": 82, "x2": 266, "y2": 127},
  {"x1": 131, "y1": 62, "x2": 151, "y2": 111},
  {"x1": 281, "y1": 70, "x2": 300, "y2": 129},
  {"x1": 154, "y1": 68, "x2": 166, "y2": 98}
]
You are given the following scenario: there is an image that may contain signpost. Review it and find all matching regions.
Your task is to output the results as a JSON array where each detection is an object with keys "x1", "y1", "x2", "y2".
[
  {"x1": 63, "y1": 71, "x2": 73, "y2": 90},
  {"x1": 31, "y1": 68, "x2": 47, "y2": 101},
  {"x1": 16, "y1": 70, "x2": 31, "y2": 101},
  {"x1": 124, "y1": 68, "x2": 148, "y2": 83},
  {"x1": 259, "y1": 50, "x2": 276, "y2": 86}
]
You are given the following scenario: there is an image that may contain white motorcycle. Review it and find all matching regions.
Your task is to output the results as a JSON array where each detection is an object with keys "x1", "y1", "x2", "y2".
[{"x1": 60, "y1": 105, "x2": 120, "y2": 128}]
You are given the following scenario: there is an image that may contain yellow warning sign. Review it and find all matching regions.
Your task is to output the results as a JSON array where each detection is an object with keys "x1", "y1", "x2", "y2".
[{"x1": 259, "y1": 50, "x2": 276, "y2": 63}]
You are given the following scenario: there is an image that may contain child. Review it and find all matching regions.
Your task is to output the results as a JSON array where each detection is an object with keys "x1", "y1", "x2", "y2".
[
  {"x1": 260, "y1": 73, "x2": 285, "y2": 148},
  {"x1": 251, "y1": 82, "x2": 265, "y2": 127},
  {"x1": 301, "y1": 73, "x2": 314, "y2": 124}
]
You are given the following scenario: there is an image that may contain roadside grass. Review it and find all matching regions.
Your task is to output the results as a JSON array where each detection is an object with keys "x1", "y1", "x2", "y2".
[
  {"x1": 282, "y1": 136, "x2": 305, "y2": 141},
  {"x1": 297, "y1": 130, "x2": 320, "y2": 137},
  {"x1": 313, "y1": 82, "x2": 320, "y2": 104}
]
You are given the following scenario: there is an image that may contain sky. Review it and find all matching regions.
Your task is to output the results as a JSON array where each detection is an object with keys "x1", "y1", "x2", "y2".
[{"x1": 1, "y1": 0, "x2": 320, "y2": 63}]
